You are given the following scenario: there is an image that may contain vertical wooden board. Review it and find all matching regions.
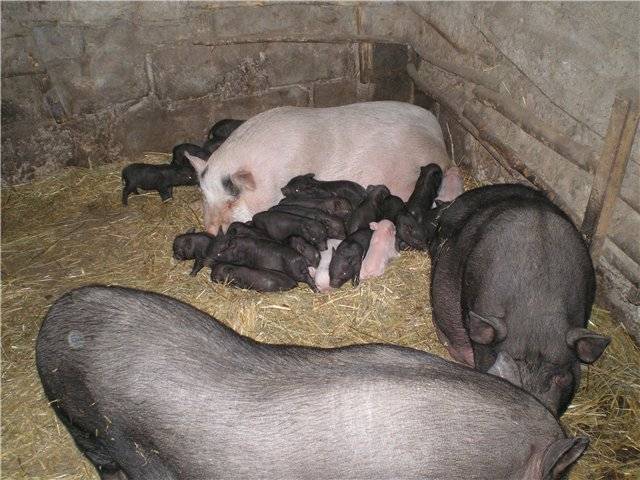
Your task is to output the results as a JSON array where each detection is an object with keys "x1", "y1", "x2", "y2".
[{"x1": 582, "y1": 91, "x2": 640, "y2": 261}]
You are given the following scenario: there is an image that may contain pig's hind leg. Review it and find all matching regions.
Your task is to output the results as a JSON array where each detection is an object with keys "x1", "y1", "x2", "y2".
[
  {"x1": 121, "y1": 182, "x2": 138, "y2": 206},
  {"x1": 189, "y1": 258, "x2": 205, "y2": 276},
  {"x1": 158, "y1": 186, "x2": 173, "y2": 202}
]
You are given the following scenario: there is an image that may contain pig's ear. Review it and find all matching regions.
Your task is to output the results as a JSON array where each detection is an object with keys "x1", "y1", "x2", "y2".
[
  {"x1": 231, "y1": 169, "x2": 256, "y2": 191},
  {"x1": 186, "y1": 227, "x2": 196, "y2": 234},
  {"x1": 185, "y1": 152, "x2": 207, "y2": 176},
  {"x1": 467, "y1": 311, "x2": 507, "y2": 345},
  {"x1": 566, "y1": 328, "x2": 610, "y2": 364},
  {"x1": 541, "y1": 437, "x2": 589, "y2": 480}
]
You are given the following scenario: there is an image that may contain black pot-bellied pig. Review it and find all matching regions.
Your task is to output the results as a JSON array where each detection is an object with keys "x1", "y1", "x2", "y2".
[
  {"x1": 428, "y1": 184, "x2": 610, "y2": 416},
  {"x1": 171, "y1": 143, "x2": 210, "y2": 171},
  {"x1": 329, "y1": 228, "x2": 374, "y2": 288},
  {"x1": 269, "y1": 204, "x2": 346, "y2": 239},
  {"x1": 121, "y1": 163, "x2": 196, "y2": 206},
  {"x1": 202, "y1": 119, "x2": 245, "y2": 154},
  {"x1": 211, "y1": 264, "x2": 297, "y2": 292},
  {"x1": 406, "y1": 163, "x2": 442, "y2": 225},
  {"x1": 252, "y1": 211, "x2": 328, "y2": 250},
  {"x1": 172, "y1": 228, "x2": 225, "y2": 276},
  {"x1": 288, "y1": 236, "x2": 320, "y2": 268},
  {"x1": 345, "y1": 185, "x2": 390, "y2": 235},
  {"x1": 184, "y1": 102, "x2": 450, "y2": 234},
  {"x1": 37, "y1": 286, "x2": 589, "y2": 480},
  {"x1": 225, "y1": 221, "x2": 272, "y2": 241},
  {"x1": 207, "y1": 118, "x2": 245, "y2": 143},
  {"x1": 281, "y1": 173, "x2": 367, "y2": 209},
  {"x1": 213, "y1": 235, "x2": 316, "y2": 291},
  {"x1": 379, "y1": 194, "x2": 428, "y2": 250},
  {"x1": 278, "y1": 195, "x2": 353, "y2": 220}
]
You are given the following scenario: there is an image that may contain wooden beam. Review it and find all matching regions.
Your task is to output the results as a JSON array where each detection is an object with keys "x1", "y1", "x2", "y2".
[
  {"x1": 474, "y1": 85, "x2": 598, "y2": 173},
  {"x1": 581, "y1": 90, "x2": 640, "y2": 262},
  {"x1": 406, "y1": 63, "x2": 581, "y2": 222}
]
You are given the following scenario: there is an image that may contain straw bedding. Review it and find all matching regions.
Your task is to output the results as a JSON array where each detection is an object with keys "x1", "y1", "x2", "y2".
[{"x1": 1, "y1": 155, "x2": 638, "y2": 479}]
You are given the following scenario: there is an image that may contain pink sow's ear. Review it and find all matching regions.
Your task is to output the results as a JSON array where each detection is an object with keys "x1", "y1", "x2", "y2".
[
  {"x1": 231, "y1": 169, "x2": 256, "y2": 191},
  {"x1": 184, "y1": 152, "x2": 207, "y2": 175}
]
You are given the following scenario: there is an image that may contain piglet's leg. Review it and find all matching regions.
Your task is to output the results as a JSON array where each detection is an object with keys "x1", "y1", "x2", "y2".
[
  {"x1": 159, "y1": 187, "x2": 173, "y2": 202},
  {"x1": 190, "y1": 258, "x2": 205, "y2": 276}
]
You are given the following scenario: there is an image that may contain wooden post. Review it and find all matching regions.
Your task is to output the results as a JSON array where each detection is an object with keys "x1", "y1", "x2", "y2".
[{"x1": 581, "y1": 90, "x2": 640, "y2": 262}]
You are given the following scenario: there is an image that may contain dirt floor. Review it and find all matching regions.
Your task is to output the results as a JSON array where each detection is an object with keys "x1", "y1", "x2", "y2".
[{"x1": 1, "y1": 157, "x2": 639, "y2": 479}]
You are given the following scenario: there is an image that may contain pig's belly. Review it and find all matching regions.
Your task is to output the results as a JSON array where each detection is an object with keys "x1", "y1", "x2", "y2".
[{"x1": 240, "y1": 160, "x2": 422, "y2": 218}]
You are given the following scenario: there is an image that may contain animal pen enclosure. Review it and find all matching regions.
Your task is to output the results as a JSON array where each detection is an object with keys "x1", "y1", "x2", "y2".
[{"x1": 1, "y1": 2, "x2": 639, "y2": 479}]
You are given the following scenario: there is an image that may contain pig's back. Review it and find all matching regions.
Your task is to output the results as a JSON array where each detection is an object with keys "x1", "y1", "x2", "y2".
[
  {"x1": 38, "y1": 287, "x2": 563, "y2": 479},
  {"x1": 215, "y1": 102, "x2": 450, "y2": 204}
]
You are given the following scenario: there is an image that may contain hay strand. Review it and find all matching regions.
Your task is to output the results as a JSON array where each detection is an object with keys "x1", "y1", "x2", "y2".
[{"x1": 1, "y1": 158, "x2": 638, "y2": 479}]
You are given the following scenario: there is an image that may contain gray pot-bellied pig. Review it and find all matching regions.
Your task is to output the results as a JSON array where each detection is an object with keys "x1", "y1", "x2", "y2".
[
  {"x1": 281, "y1": 173, "x2": 367, "y2": 209},
  {"x1": 429, "y1": 184, "x2": 610, "y2": 416},
  {"x1": 172, "y1": 228, "x2": 224, "y2": 276},
  {"x1": 37, "y1": 286, "x2": 589, "y2": 480},
  {"x1": 121, "y1": 163, "x2": 196, "y2": 206},
  {"x1": 345, "y1": 185, "x2": 390, "y2": 235},
  {"x1": 270, "y1": 204, "x2": 346, "y2": 239},
  {"x1": 252, "y1": 211, "x2": 328, "y2": 250},
  {"x1": 406, "y1": 163, "x2": 442, "y2": 225},
  {"x1": 213, "y1": 235, "x2": 317, "y2": 291},
  {"x1": 279, "y1": 195, "x2": 353, "y2": 220},
  {"x1": 329, "y1": 228, "x2": 374, "y2": 288},
  {"x1": 211, "y1": 263, "x2": 297, "y2": 292},
  {"x1": 184, "y1": 102, "x2": 450, "y2": 234}
]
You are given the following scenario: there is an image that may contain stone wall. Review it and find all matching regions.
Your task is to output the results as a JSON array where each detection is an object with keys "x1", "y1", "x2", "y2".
[
  {"x1": 1, "y1": 2, "x2": 361, "y2": 183},
  {"x1": 2, "y1": 1, "x2": 638, "y2": 337}
]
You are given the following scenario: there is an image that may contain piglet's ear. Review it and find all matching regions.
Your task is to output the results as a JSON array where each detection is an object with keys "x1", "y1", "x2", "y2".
[
  {"x1": 468, "y1": 311, "x2": 507, "y2": 345},
  {"x1": 541, "y1": 437, "x2": 589, "y2": 480},
  {"x1": 185, "y1": 152, "x2": 207, "y2": 175},
  {"x1": 231, "y1": 169, "x2": 256, "y2": 191},
  {"x1": 308, "y1": 266, "x2": 316, "y2": 277},
  {"x1": 566, "y1": 328, "x2": 610, "y2": 364}
]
